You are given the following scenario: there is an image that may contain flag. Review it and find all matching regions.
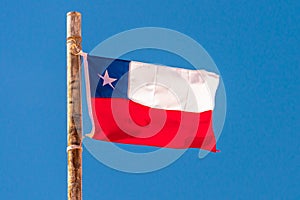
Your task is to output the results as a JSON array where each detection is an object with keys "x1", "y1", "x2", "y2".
[{"x1": 83, "y1": 54, "x2": 220, "y2": 152}]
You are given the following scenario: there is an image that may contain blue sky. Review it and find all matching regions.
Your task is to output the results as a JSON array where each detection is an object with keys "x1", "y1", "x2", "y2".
[{"x1": 0, "y1": 0, "x2": 299, "y2": 199}]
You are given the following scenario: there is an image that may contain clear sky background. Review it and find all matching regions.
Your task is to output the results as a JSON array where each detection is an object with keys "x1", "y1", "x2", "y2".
[{"x1": 0, "y1": 0, "x2": 299, "y2": 199}]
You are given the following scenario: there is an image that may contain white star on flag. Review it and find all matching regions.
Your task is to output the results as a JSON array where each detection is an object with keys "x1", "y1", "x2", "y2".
[{"x1": 98, "y1": 70, "x2": 117, "y2": 89}]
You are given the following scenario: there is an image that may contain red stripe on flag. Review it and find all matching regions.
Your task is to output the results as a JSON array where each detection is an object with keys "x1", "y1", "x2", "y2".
[{"x1": 90, "y1": 98, "x2": 218, "y2": 152}]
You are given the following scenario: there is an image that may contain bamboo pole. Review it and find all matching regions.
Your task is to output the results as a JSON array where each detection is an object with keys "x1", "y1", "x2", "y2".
[{"x1": 66, "y1": 11, "x2": 82, "y2": 200}]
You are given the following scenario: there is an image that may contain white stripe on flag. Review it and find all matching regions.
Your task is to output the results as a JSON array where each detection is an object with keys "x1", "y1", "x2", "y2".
[{"x1": 128, "y1": 61, "x2": 219, "y2": 113}]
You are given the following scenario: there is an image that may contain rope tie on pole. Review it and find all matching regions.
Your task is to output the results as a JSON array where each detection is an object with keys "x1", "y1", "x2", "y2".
[
  {"x1": 67, "y1": 37, "x2": 82, "y2": 55},
  {"x1": 67, "y1": 144, "x2": 82, "y2": 152}
]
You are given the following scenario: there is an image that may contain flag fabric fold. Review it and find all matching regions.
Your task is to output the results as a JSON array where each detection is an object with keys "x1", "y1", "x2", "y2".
[{"x1": 83, "y1": 53, "x2": 220, "y2": 152}]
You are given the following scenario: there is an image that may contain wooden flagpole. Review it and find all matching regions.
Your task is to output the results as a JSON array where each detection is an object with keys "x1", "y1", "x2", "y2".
[{"x1": 66, "y1": 11, "x2": 82, "y2": 200}]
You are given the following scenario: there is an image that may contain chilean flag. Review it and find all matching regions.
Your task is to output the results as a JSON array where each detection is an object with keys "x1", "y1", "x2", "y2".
[{"x1": 83, "y1": 54, "x2": 220, "y2": 152}]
